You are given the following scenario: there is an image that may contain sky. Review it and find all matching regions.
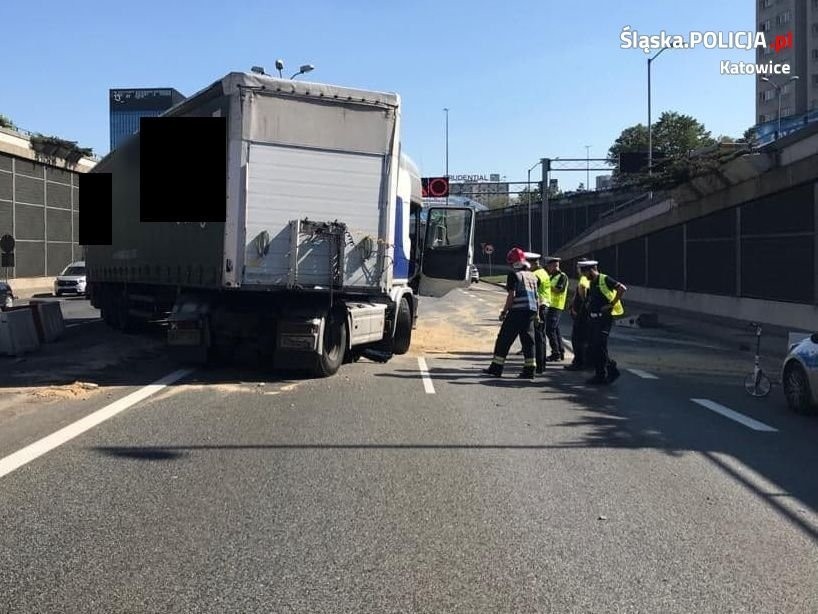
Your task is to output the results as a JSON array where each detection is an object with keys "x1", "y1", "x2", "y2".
[{"x1": 2, "y1": 0, "x2": 756, "y2": 191}]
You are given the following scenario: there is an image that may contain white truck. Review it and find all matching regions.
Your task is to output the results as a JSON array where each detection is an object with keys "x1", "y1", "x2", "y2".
[{"x1": 86, "y1": 71, "x2": 474, "y2": 376}]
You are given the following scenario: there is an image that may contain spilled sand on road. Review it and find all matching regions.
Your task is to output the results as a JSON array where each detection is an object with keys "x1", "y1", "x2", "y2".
[
  {"x1": 408, "y1": 302, "x2": 496, "y2": 356},
  {"x1": 30, "y1": 381, "x2": 101, "y2": 401},
  {"x1": 146, "y1": 380, "x2": 302, "y2": 403}
]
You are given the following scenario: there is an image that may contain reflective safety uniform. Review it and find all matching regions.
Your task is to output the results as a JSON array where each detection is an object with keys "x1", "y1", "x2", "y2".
[
  {"x1": 546, "y1": 270, "x2": 569, "y2": 360},
  {"x1": 587, "y1": 272, "x2": 624, "y2": 382},
  {"x1": 531, "y1": 268, "x2": 551, "y2": 372},
  {"x1": 567, "y1": 276, "x2": 591, "y2": 369},
  {"x1": 486, "y1": 269, "x2": 539, "y2": 378}
]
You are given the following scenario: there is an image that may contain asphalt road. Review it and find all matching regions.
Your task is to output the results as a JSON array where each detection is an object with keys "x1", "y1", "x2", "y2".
[{"x1": 1, "y1": 285, "x2": 817, "y2": 613}]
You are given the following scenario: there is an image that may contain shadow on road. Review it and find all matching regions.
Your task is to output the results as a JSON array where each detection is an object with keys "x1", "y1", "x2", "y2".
[{"x1": 386, "y1": 348, "x2": 818, "y2": 544}]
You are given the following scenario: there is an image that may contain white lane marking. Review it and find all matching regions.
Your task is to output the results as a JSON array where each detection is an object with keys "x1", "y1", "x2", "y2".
[
  {"x1": 627, "y1": 368, "x2": 659, "y2": 380},
  {"x1": 65, "y1": 320, "x2": 103, "y2": 329},
  {"x1": 0, "y1": 369, "x2": 194, "y2": 480},
  {"x1": 691, "y1": 399, "x2": 778, "y2": 432},
  {"x1": 417, "y1": 356, "x2": 435, "y2": 394}
]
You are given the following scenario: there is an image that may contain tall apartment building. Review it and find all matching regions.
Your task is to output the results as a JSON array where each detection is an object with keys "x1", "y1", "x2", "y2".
[
  {"x1": 756, "y1": 0, "x2": 818, "y2": 124},
  {"x1": 109, "y1": 88, "x2": 185, "y2": 152}
]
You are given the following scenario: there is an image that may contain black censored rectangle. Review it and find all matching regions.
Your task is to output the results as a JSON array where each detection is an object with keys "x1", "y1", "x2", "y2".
[
  {"x1": 78, "y1": 173, "x2": 112, "y2": 245},
  {"x1": 139, "y1": 116, "x2": 227, "y2": 222}
]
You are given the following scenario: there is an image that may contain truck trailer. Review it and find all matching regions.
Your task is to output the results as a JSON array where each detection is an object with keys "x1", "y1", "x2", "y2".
[{"x1": 86, "y1": 71, "x2": 474, "y2": 376}]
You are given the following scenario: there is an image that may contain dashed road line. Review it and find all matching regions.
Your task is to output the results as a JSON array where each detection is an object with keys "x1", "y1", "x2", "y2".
[
  {"x1": 417, "y1": 356, "x2": 436, "y2": 394},
  {"x1": 627, "y1": 368, "x2": 659, "y2": 380},
  {"x1": 0, "y1": 369, "x2": 194, "y2": 480},
  {"x1": 691, "y1": 398, "x2": 778, "y2": 432}
]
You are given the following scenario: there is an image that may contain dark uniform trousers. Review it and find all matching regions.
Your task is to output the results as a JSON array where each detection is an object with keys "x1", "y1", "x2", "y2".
[
  {"x1": 570, "y1": 308, "x2": 590, "y2": 367},
  {"x1": 588, "y1": 312, "x2": 617, "y2": 378},
  {"x1": 545, "y1": 307, "x2": 564, "y2": 357},
  {"x1": 492, "y1": 310, "x2": 537, "y2": 373}
]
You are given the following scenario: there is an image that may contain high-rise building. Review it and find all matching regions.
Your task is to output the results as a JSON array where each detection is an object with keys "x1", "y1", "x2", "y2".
[
  {"x1": 595, "y1": 175, "x2": 612, "y2": 191},
  {"x1": 109, "y1": 88, "x2": 185, "y2": 152},
  {"x1": 755, "y1": 0, "x2": 818, "y2": 124}
]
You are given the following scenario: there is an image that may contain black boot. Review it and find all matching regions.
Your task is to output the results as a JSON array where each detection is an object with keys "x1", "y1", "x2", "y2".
[
  {"x1": 607, "y1": 362, "x2": 621, "y2": 383},
  {"x1": 483, "y1": 363, "x2": 503, "y2": 377},
  {"x1": 518, "y1": 366, "x2": 535, "y2": 379}
]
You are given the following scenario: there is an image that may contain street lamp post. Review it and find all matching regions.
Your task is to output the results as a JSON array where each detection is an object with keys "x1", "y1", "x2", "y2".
[
  {"x1": 526, "y1": 160, "x2": 542, "y2": 251},
  {"x1": 648, "y1": 47, "x2": 670, "y2": 175},
  {"x1": 541, "y1": 158, "x2": 549, "y2": 256},
  {"x1": 290, "y1": 64, "x2": 315, "y2": 79},
  {"x1": 761, "y1": 75, "x2": 800, "y2": 139},
  {"x1": 443, "y1": 108, "x2": 449, "y2": 205}
]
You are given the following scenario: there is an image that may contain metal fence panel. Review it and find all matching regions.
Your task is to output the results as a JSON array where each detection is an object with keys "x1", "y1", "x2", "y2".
[
  {"x1": 686, "y1": 239, "x2": 736, "y2": 295},
  {"x1": 741, "y1": 236, "x2": 813, "y2": 303},
  {"x1": 617, "y1": 238, "x2": 646, "y2": 286},
  {"x1": 648, "y1": 226, "x2": 684, "y2": 290}
]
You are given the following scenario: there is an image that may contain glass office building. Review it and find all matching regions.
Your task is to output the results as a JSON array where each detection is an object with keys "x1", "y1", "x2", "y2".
[{"x1": 109, "y1": 88, "x2": 186, "y2": 151}]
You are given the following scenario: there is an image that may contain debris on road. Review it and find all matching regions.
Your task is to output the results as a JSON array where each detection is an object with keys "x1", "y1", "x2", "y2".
[{"x1": 31, "y1": 381, "x2": 101, "y2": 401}]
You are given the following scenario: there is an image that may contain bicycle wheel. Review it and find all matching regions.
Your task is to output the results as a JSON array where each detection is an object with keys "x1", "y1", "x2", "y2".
[{"x1": 744, "y1": 370, "x2": 772, "y2": 398}]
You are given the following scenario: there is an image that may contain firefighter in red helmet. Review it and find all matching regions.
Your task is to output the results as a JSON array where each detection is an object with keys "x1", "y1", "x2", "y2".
[{"x1": 483, "y1": 247, "x2": 540, "y2": 379}]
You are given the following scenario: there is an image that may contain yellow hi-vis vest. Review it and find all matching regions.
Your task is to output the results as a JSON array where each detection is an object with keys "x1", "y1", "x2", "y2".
[
  {"x1": 532, "y1": 268, "x2": 551, "y2": 306},
  {"x1": 597, "y1": 273, "x2": 624, "y2": 316},
  {"x1": 550, "y1": 271, "x2": 569, "y2": 310}
]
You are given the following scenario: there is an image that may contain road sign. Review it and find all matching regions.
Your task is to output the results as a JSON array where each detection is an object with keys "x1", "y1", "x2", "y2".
[
  {"x1": 0, "y1": 234, "x2": 14, "y2": 254},
  {"x1": 421, "y1": 177, "x2": 449, "y2": 198},
  {"x1": 484, "y1": 244, "x2": 494, "y2": 255}
]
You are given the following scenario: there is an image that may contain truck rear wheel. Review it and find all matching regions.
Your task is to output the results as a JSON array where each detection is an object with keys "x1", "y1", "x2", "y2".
[
  {"x1": 391, "y1": 297, "x2": 412, "y2": 355},
  {"x1": 313, "y1": 310, "x2": 347, "y2": 377}
]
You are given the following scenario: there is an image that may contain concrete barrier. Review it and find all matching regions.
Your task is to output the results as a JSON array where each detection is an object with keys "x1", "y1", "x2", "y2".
[
  {"x1": 0, "y1": 308, "x2": 41, "y2": 356},
  {"x1": 28, "y1": 300, "x2": 65, "y2": 342}
]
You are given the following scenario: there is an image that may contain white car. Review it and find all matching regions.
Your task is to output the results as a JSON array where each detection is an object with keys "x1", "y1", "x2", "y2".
[
  {"x1": 54, "y1": 261, "x2": 87, "y2": 297},
  {"x1": 781, "y1": 332, "x2": 818, "y2": 414},
  {"x1": 470, "y1": 264, "x2": 479, "y2": 283}
]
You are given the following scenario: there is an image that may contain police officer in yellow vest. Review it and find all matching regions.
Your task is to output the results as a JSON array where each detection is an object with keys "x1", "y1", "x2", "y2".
[
  {"x1": 544, "y1": 257, "x2": 568, "y2": 362},
  {"x1": 525, "y1": 252, "x2": 551, "y2": 373},
  {"x1": 565, "y1": 262, "x2": 592, "y2": 371},
  {"x1": 579, "y1": 260, "x2": 627, "y2": 385}
]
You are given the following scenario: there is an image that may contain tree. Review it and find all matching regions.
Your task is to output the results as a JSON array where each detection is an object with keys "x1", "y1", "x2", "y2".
[
  {"x1": 651, "y1": 111, "x2": 716, "y2": 158},
  {"x1": 608, "y1": 112, "x2": 718, "y2": 188},
  {"x1": 740, "y1": 125, "x2": 757, "y2": 144},
  {"x1": 514, "y1": 185, "x2": 541, "y2": 208},
  {"x1": 607, "y1": 123, "x2": 649, "y2": 164},
  {"x1": 0, "y1": 114, "x2": 15, "y2": 130}
]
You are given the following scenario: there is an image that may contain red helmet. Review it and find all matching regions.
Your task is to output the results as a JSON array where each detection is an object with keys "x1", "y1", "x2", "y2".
[{"x1": 506, "y1": 247, "x2": 526, "y2": 265}]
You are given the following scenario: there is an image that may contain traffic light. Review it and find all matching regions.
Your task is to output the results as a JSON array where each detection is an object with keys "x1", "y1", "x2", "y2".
[{"x1": 421, "y1": 177, "x2": 449, "y2": 198}]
